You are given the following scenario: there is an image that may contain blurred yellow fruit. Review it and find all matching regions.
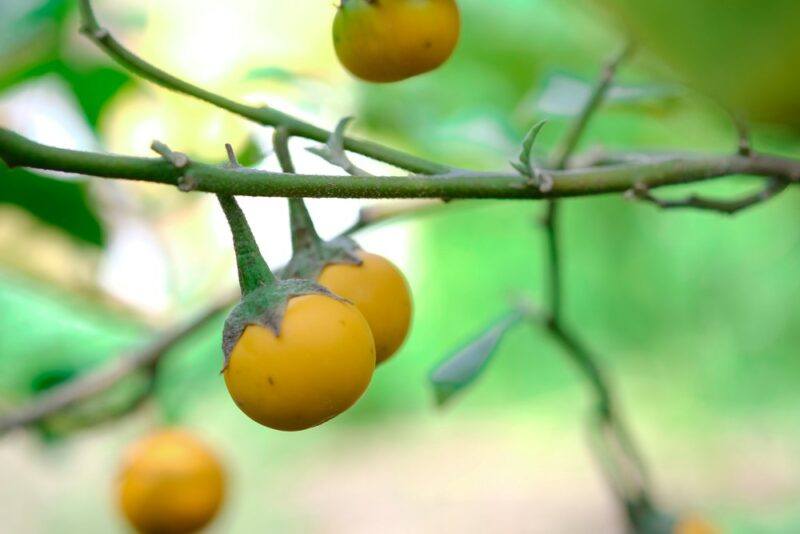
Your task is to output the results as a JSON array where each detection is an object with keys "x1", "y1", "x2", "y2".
[
  {"x1": 117, "y1": 430, "x2": 225, "y2": 534},
  {"x1": 674, "y1": 516, "x2": 720, "y2": 534},
  {"x1": 333, "y1": 0, "x2": 460, "y2": 82}
]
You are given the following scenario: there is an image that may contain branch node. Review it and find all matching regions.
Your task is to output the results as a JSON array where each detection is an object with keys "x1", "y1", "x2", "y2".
[
  {"x1": 177, "y1": 173, "x2": 198, "y2": 192},
  {"x1": 151, "y1": 140, "x2": 190, "y2": 169}
]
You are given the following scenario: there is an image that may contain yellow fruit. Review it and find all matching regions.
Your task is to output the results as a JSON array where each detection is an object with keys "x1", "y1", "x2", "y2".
[
  {"x1": 333, "y1": 0, "x2": 460, "y2": 83},
  {"x1": 674, "y1": 516, "x2": 720, "y2": 534},
  {"x1": 318, "y1": 250, "x2": 412, "y2": 364},
  {"x1": 117, "y1": 430, "x2": 225, "y2": 534},
  {"x1": 224, "y1": 294, "x2": 375, "y2": 431}
]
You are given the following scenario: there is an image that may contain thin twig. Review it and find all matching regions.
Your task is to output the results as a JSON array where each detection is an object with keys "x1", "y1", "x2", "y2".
[
  {"x1": 550, "y1": 43, "x2": 635, "y2": 170},
  {"x1": 536, "y1": 43, "x2": 654, "y2": 522},
  {"x1": 628, "y1": 178, "x2": 788, "y2": 215},
  {"x1": 543, "y1": 43, "x2": 634, "y2": 321}
]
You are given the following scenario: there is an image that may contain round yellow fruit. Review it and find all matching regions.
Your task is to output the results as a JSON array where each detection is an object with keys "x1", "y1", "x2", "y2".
[
  {"x1": 117, "y1": 430, "x2": 225, "y2": 534},
  {"x1": 674, "y1": 516, "x2": 719, "y2": 534},
  {"x1": 224, "y1": 294, "x2": 375, "y2": 431},
  {"x1": 317, "y1": 250, "x2": 412, "y2": 364},
  {"x1": 333, "y1": 0, "x2": 461, "y2": 83}
]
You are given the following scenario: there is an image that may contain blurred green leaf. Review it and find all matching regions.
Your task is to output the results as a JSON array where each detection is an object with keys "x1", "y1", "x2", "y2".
[
  {"x1": 0, "y1": 0, "x2": 71, "y2": 89},
  {"x1": 0, "y1": 0, "x2": 70, "y2": 52},
  {"x1": 60, "y1": 65, "x2": 131, "y2": 127},
  {"x1": 246, "y1": 66, "x2": 303, "y2": 83},
  {"x1": 29, "y1": 366, "x2": 78, "y2": 394},
  {"x1": 0, "y1": 167, "x2": 104, "y2": 246},
  {"x1": 430, "y1": 310, "x2": 523, "y2": 406},
  {"x1": 235, "y1": 135, "x2": 267, "y2": 168},
  {"x1": 529, "y1": 72, "x2": 682, "y2": 118}
]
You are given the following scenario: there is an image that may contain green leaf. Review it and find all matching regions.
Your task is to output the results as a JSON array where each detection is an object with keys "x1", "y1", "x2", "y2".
[
  {"x1": 0, "y1": 167, "x2": 104, "y2": 246},
  {"x1": 429, "y1": 311, "x2": 524, "y2": 407},
  {"x1": 531, "y1": 72, "x2": 681, "y2": 118}
]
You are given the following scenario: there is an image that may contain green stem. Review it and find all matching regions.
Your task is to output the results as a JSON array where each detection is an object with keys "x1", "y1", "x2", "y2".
[
  {"x1": 216, "y1": 195, "x2": 276, "y2": 294},
  {"x1": 271, "y1": 127, "x2": 327, "y2": 256},
  {"x1": 77, "y1": 0, "x2": 450, "y2": 175},
  {"x1": 543, "y1": 202, "x2": 562, "y2": 319},
  {"x1": 2, "y1": 128, "x2": 797, "y2": 200},
  {"x1": 544, "y1": 43, "x2": 633, "y2": 321},
  {"x1": 550, "y1": 43, "x2": 634, "y2": 170},
  {"x1": 541, "y1": 43, "x2": 653, "y2": 519}
]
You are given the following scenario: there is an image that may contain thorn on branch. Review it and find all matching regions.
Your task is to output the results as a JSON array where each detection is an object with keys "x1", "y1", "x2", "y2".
[
  {"x1": 731, "y1": 113, "x2": 752, "y2": 157},
  {"x1": 306, "y1": 117, "x2": 371, "y2": 177},
  {"x1": 225, "y1": 143, "x2": 241, "y2": 168},
  {"x1": 512, "y1": 120, "x2": 552, "y2": 192},
  {"x1": 151, "y1": 140, "x2": 190, "y2": 169}
]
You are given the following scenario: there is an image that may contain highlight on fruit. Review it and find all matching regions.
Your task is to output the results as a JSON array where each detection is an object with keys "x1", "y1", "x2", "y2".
[{"x1": 333, "y1": 0, "x2": 461, "y2": 82}]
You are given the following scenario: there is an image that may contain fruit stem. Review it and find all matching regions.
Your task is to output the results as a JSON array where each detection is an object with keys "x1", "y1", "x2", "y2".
[
  {"x1": 272, "y1": 127, "x2": 326, "y2": 258},
  {"x1": 217, "y1": 194, "x2": 276, "y2": 294}
]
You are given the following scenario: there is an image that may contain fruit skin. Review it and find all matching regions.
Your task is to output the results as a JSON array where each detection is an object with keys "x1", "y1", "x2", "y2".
[
  {"x1": 333, "y1": 0, "x2": 460, "y2": 83},
  {"x1": 317, "y1": 250, "x2": 412, "y2": 364},
  {"x1": 588, "y1": 0, "x2": 800, "y2": 125},
  {"x1": 673, "y1": 516, "x2": 719, "y2": 534},
  {"x1": 224, "y1": 294, "x2": 376, "y2": 431},
  {"x1": 117, "y1": 430, "x2": 225, "y2": 534}
]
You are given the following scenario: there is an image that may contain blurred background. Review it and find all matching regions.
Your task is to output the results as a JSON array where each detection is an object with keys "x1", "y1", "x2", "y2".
[{"x1": 2, "y1": 0, "x2": 800, "y2": 532}]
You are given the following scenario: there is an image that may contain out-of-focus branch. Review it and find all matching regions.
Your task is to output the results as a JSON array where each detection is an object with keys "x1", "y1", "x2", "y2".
[
  {"x1": 535, "y1": 43, "x2": 655, "y2": 525},
  {"x1": 0, "y1": 299, "x2": 231, "y2": 436},
  {"x1": 550, "y1": 43, "x2": 635, "y2": 170}
]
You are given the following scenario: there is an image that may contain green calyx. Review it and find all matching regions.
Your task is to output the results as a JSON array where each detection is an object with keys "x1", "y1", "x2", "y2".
[
  {"x1": 216, "y1": 194, "x2": 338, "y2": 365},
  {"x1": 272, "y1": 127, "x2": 363, "y2": 281},
  {"x1": 221, "y1": 278, "x2": 340, "y2": 365},
  {"x1": 284, "y1": 198, "x2": 363, "y2": 280}
]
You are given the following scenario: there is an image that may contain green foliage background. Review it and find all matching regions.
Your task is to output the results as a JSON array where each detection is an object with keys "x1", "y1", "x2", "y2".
[{"x1": 1, "y1": 0, "x2": 800, "y2": 532}]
